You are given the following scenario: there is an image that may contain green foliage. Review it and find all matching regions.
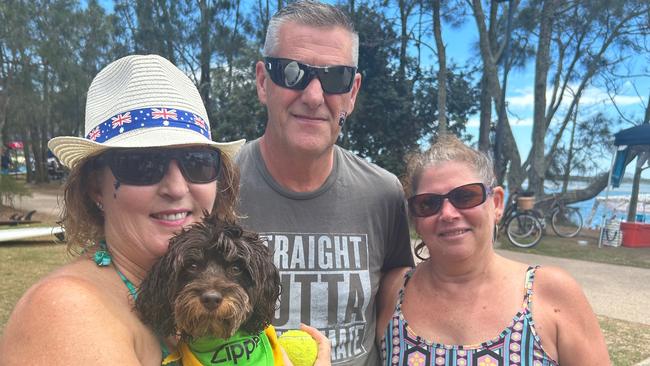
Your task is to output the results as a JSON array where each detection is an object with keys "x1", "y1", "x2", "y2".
[
  {"x1": 339, "y1": 2, "x2": 480, "y2": 175},
  {"x1": 0, "y1": 0, "x2": 483, "y2": 178},
  {"x1": 5, "y1": 0, "x2": 644, "y2": 184},
  {"x1": 210, "y1": 46, "x2": 267, "y2": 142}
]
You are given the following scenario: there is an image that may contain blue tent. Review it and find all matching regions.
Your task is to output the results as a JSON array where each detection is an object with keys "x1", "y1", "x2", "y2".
[{"x1": 610, "y1": 124, "x2": 650, "y2": 187}]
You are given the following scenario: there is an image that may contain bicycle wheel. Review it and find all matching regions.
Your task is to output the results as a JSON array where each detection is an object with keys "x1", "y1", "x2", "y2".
[
  {"x1": 506, "y1": 213, "x2": 543, "y2": 248},
  {"x1": 551, "y1": 206, "x2": 583, "y2": 238}
]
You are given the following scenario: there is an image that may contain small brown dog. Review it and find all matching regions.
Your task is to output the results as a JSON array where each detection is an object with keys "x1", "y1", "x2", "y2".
[{"x1": 136, "y1": 215, "x2": 281, "y2": 364}]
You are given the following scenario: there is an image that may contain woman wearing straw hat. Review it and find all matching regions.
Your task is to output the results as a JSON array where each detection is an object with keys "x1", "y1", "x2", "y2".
[
  {"x1": 376, "y1": 136, "x2": 609, "y2": 365},
  {"x1": 0, "y1": 55, "x2": 327, "y2": 365}
]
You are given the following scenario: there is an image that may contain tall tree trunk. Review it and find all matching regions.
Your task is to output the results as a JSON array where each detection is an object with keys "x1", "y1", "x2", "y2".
[
  {"x1": 478, "y1": 73, "x2": 491, "y2": 153},
  {"x1": 432, "y1": 0, "x2": 447, "y2": 136},
  {"x1": 0, "y1": 46, "x2": 7, "y2": 146},
  {"x1": 471, "y1": 0, "x2": 523, "y2": 190},
  {"x1": 397, "y1": 0, "x2": 410, "y2": 82},
  {"x1": 561, "y1": 108, "x2": 577, "y2": 193},
  {"x1": 227, "y1": 1, "x2": 242, "y2": 94},
  {"x1": 478, "y1": 2, "x2": 499, "y2": 154},
  {"x1": 627, "y1": 92, "x2": 650, "y2": 222},
  {"x1": 529, "y1": 0, "x2": 556, "y2": 195},
  {"x1": 627, "y1": 166, "x2": 642, "y2": 222},
  {"x1": 198, "y1": 0, "x2": 212, "y2": 121}
]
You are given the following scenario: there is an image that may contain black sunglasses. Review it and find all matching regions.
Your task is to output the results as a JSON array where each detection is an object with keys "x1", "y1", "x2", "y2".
[
  {"x1": 408, "y1": 183, "x2": 492, "y2": 217},
  {"x1": 96, "y1": 148, "x2": 221, "y2": 186},
  {"x1": 264, "y1": 57, "x2": 357, "y2": 94}
]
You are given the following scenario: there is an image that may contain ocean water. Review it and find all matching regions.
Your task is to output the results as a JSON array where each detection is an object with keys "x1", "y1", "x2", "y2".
[{"x1": 543, "y1": 181, "x2": 650, "y2": 228}]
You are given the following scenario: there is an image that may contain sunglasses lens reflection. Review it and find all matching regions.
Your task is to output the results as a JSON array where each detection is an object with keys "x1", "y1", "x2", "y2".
[
  {"x1": 265, "y1": 57, "x2": 355, "y2": 94},
  {"x1": 283, "y1": 61, "x2": 305, "y2": 87}
]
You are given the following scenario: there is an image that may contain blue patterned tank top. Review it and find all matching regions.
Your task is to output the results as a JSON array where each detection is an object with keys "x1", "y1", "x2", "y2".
[{"x1": 380, "y1": 266, "x2": 559, "y2": 366}]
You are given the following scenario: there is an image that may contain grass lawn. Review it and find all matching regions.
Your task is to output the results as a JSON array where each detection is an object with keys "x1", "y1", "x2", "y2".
[
  {"x1": 2, "y1": 242, "x2": 650, "y2": 364},
  {"x1": 0, "y1": 242, "x2": 69, "y2": 334},
  {"x1": 497, "y1": 227, "x2": 650, "y2": 269},
  {"x1": 599, "y1": 315, "x2": 650, "y2": 365}
]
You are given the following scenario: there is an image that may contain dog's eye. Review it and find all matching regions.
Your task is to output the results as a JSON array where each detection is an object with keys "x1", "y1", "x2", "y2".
[
  {"x1": 229, "y1": 264, "x2": 243, "y2": 275},
  {"x1": 186, "y1": 260, "x2": 201, "y2": 271}
]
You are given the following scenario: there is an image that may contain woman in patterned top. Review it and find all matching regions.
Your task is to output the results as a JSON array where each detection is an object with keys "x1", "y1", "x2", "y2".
[{"x1": 376, "y1": 135, "x2": 609, "y2": 366}]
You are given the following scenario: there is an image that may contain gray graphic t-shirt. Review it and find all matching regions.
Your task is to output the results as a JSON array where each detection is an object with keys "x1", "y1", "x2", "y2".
[{"x1": 236, "y1": 139, "x2": 413, "y2": 365}]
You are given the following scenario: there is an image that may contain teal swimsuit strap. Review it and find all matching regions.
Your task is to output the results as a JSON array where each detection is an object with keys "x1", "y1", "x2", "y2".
[{"x1": 93, "y1": 241, "x2": 172, "y2": 361}]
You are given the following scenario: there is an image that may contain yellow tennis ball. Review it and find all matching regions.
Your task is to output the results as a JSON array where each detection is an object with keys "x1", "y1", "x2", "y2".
[{"x1": 278, "y1": 329, "x2": 318, "y2": 366}]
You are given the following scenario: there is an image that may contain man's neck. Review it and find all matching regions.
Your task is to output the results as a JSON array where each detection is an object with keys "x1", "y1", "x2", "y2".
[{"x1": 259, "y1": 136, "x2": 335, "y2": 193}]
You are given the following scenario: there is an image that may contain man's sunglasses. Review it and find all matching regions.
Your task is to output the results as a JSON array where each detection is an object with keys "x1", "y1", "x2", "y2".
[
  {"x1": 96, "y1": 147, "x2": 221, "y2": 186},
  {"x1": 408, "y1": 183, "x2": 492, "y2": 217},
  {"x1": 264, "y1": 57, "x2": 357, "y2": 94}
]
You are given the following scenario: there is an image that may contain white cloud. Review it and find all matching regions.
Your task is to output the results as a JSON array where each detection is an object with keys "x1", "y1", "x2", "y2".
[
  {"x1": 510, "y1": 117, "x2": 534, "y2": 126},
  {"x1": 503, "y1": 84, "x2": 646, "y2": 116},
  {"x1": 467, "y1": 116, "x2": 480, "y2": 127},
  {"x1": 466, "y1": 115, "x2": 533, "y2": 127}
]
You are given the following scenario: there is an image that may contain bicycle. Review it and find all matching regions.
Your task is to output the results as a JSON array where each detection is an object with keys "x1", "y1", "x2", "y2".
[
  {"x1": 501, "y1": 191, "x2": 544, "y2": 248},
  {"x1": 501, "y1": 191, "x2": 584, "y2": 248},
  {"x1": 533, "y1": 194, "x2": 584, "y2": 238}
]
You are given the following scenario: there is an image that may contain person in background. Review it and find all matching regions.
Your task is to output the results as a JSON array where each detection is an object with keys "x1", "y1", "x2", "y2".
[
  {"x1": 0, "y1": 54, "x2": 329, "y2": 365},
  {"x1": 236, "y1": 1, "x2": 414, "y2": 364},
  {"x1": 377, "y1": 135, "x2": 610, "y2": 365}
]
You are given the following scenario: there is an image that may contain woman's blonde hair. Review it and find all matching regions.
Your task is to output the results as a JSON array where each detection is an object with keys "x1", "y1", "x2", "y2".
[
  {"x1": 405, "y1": 135, "x2": 496, "y2": 199},
  {"x1": 60, "y1": 150, "x2": 240, "y2": 255}
]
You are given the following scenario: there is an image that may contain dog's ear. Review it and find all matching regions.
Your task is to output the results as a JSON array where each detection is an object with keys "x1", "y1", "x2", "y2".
[
  {"x1": 135, "y1": 237, "x2": 185, "y2": 337},
  {"x1": 241, "y1": 231, "x2": 281, "y2": 334}
]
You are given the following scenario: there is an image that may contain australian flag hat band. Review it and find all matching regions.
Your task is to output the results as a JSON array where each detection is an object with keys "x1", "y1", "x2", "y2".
[{"x1": 86, "y1": 107, "x2": 211, "y2": 143}]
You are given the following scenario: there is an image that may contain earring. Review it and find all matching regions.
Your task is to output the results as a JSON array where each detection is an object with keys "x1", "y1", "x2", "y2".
[
  {"x1": 492, "y1": 223, "x2": 499, "y2": 245},
  {"x1": 96, "y1": 202, "x2": 104, "y2": 211}
]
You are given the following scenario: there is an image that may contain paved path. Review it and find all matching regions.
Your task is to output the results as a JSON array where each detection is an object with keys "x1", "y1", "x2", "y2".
[
  {"x1": 497, "y1": 250, "x2": 650, "y2": 326},
  {"x1": 13, "y1": 191, "x2": 63, "y2": 220}
]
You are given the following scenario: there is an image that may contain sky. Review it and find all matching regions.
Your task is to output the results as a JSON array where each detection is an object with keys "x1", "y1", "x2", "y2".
[
  {"x1": 435, "y1": 16, "x2": 650, "y2": 178},
  {"x1": 93, "y1": 0, "x2": 649, "y2": 177},
  {"x1": 418, "y1": 12, "x2": 650, "y2": 183}
]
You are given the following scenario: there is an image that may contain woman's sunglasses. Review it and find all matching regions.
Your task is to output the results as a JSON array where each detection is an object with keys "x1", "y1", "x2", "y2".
[
  {"x1": 96, "y1": 147, "x2": 221, "y2": 186},
  {"x1": 264, "y1": 57, "x2": 357, "y2": 94},
  {"x1": 408, "y1": 183, "x2": 492, "y2": 217}
]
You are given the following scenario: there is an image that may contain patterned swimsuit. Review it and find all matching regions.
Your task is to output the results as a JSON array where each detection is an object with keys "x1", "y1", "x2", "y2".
[{"x1": 380, "y1": 266, "x2": 559, "y2": 366}]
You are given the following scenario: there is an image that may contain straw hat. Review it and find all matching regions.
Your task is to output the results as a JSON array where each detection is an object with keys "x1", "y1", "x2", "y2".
[{"x1": 48, "y1": 54, "x2": 245, "y2": 169}]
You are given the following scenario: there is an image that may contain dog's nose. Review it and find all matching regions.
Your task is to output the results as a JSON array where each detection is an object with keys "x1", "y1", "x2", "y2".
[{"x1": 200, "y1": 290, "x2": 223, "y2": 310}]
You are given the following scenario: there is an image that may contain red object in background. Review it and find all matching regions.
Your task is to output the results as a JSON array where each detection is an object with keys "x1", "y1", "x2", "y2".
[
  {"x1": 5, "y1": 141, "x2": 23, "y2": 149},
  {"x1": 620, "y1": 222, "x2": 650, "y2": 248}
]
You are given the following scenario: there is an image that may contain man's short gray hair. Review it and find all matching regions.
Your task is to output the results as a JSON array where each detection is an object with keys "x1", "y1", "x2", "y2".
[{"x1": 262, "y1": 1, "x2": 359, "y2": 66}]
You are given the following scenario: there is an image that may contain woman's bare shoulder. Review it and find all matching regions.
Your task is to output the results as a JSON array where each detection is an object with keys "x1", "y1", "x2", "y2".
[
  {"x1": 0, "y1": 262, "x2": 142, "y2": 365},
  {"x1": 533, "y1": 266, "x2": 584, "y2": 298},
  {"x1": 532, "y1": 266, "x2": 610, "y2": 365}
]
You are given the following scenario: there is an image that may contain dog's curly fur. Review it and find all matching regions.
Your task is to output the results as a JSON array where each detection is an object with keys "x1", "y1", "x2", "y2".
[{"x1": 136, "y1": 215, "x2": 280, "y2": 341}]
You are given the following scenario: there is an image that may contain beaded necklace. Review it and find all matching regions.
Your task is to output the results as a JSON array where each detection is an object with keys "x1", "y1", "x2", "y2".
[{"x1": 92, "y1": 241, "x2": 171, "y2": 360}]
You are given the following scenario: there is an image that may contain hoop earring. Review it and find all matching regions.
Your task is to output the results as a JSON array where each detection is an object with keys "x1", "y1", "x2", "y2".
[
  {"x1": 414, "y1": 239, "x2": 430, "y2": 262},
  {"x1": 493, "y1": 223, "x2": 499, "y2": 245}
]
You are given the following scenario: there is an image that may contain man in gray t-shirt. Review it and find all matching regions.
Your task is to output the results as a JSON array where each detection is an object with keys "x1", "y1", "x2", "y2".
[{"x1": 237, "y1": 2, "x2": 414, "y2": 365}]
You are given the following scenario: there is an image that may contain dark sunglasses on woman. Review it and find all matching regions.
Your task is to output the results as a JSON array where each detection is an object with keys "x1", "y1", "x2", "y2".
[
  {"x1": 264, "y1": 57, "x2": 357, "y2": 94},
  {"x1": 408, "y1": 182, "x2": 492, "y2": 217},
  {"x1": 95, "y1": 147, "x2": 221, "y2": 186}
]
